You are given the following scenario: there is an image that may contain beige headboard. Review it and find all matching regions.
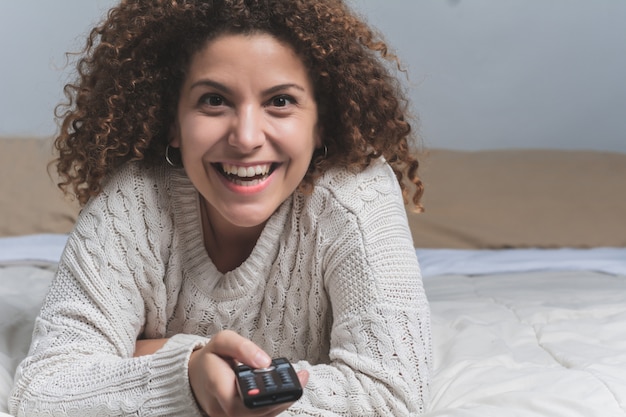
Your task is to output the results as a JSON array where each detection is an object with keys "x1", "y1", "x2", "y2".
[
  {"x1": 407, "y1": 148, "x2": 626, "y2": 248},
  {"x1": 1, "y1": 137, "x2": 79, "y2": 237}
]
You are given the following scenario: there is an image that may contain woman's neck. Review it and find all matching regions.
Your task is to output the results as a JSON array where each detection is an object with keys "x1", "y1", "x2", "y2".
[{"x1": 200, "y1": 197, "x2": 266, "y2": 273}]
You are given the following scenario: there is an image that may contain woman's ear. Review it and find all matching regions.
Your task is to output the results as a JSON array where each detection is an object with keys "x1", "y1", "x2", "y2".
[
  {"x1": 314, "y1": 124, "x2": 323, "y2": 149},
  {"x1": 169, "y1": 122, "x2": 181, "y2": 148}
]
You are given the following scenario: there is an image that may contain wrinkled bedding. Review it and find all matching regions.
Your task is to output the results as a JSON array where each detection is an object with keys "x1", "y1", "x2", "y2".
[
  {"x1": 1, "y1": 236, "x2": 626, "y2": 416},
  {"x1": 422, "y1": 270, "x2": 626, "y2": 417},
  {"x1": 0, "y1": 265, "x2": 55, "y2": 416}
]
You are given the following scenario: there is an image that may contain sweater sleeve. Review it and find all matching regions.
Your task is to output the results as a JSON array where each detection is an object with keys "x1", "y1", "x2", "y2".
[
  {"x1": 287, "y1": 162, "x2": 433, "y2": 416},
  {"x1": 9, "y1": 165, "x2": 209, "y2": 417}
]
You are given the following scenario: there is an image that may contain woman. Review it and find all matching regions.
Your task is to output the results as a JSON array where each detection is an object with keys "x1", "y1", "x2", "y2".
[{"x1": 10, "y1": 1, "x2": 432, "y2": 416}]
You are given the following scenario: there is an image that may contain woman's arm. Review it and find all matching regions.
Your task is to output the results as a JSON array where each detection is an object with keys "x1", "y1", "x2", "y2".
[
  {"x1": 134, "y1": 338, "x2": 170, "y2": 357},
  {"x1": 287, "y1": 163, "x2": 433, "y2": 416},
  {"x1": 9, "y1": 242, "x2": 208, "y2": 416},
  {"x1": 9, "y1": 166, "x2": 209, "y2": 416}
]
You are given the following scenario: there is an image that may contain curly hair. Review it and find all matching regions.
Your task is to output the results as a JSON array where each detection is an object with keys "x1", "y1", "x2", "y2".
[{"x1": 54, "y1": 0, "x2": 424, "y2": 210}]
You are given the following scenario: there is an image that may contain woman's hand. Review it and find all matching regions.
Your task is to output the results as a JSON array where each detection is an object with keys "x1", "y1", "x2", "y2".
[{"x1": 188, "y1": 330, "x2": 309, "y2": 417}]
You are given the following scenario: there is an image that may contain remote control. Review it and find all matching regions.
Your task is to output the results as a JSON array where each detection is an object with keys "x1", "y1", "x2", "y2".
[{"x1": 234, "y1": 357, "x2": 303, "y2": 409}]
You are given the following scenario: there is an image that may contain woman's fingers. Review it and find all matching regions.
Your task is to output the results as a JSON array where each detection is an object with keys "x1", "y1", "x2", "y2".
[
  {"x1": 297, "y1": 369, "x2": 310, "y2": 387},
  {"x1": 188, "y1": 330, "x2": 308, "y2": 416},
  {"x1": 207, "y1": 330, "x2": 271, "y2": 368},
  {"x1": 190, "y1": 330, "x2": 296, "y2": 416}
]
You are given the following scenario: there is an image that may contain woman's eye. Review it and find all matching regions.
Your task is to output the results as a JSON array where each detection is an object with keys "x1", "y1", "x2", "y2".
[
  {"x1": 271, "y1": 95, "x2": 294, "y2": 107},
  {"x1": 201, "y1": 94, "x2": 224, "y2": 106}
]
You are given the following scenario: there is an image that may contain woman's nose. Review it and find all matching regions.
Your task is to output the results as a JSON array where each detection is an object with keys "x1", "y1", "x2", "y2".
[{"x1": 228, "y1": 105, "x2": 265, "y2": 152}]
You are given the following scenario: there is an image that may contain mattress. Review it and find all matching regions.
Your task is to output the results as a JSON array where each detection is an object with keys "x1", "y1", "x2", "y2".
[{"x1": 1, "y1": 234, "x2": 626, "y2": 416}]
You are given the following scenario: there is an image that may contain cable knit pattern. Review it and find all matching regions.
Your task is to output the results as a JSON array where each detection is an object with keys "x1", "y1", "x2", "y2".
[{"x1": 9, "y1": 158, "x2": 432, "y2": 416}]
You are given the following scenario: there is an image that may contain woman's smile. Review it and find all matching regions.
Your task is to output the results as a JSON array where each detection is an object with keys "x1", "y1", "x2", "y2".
[{"x1": 212, "y1": 162, "x2": 280, "y2": 192}]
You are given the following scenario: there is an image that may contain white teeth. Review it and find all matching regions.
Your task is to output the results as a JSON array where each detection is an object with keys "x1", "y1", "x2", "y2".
[{"x1": 222, "y1": 163, "x2": 271, "y2": 178}]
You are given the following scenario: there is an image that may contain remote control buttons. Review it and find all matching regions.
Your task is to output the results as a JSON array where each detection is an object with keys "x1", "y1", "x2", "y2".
[
  {"x1": 262, "y1": 372, "x2": 277, "y2": 391},
  {"x1": 277, "y1": 366, "x2": 295, "y2": 388},
  {"x1": 238, "y1": 368, "x2": 259, "y2": 396},
  {"x1": 234, "y1": 357, "x2": 303, "y2": 408}
]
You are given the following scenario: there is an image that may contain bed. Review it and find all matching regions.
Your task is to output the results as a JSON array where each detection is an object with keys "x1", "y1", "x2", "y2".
[{"x1": 2, "y1": 137, "x2": 626, "y2": 416}]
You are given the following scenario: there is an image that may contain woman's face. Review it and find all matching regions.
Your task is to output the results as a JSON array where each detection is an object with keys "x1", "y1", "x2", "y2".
[{"x1": 173, "y1": 33, "x2": 321, "y2": 230}]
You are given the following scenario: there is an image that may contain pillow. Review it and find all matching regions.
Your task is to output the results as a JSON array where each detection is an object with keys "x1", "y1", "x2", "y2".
[
  {"x1": 0, "y1": 137, "x2": 79, "y2": 237},
  {"x1": 407, "y1": 149, "x2": 626, "y2": 249}
]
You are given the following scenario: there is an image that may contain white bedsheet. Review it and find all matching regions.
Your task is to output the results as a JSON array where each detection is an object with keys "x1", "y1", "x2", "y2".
[
  {"x1": 422, "y1": 270, "x2": 626, "y2": 417},
  {"x1": 417, "y1": 247, "x2": 626, "y2": 277},
  {"x1": 1, "y1": 235, "x2": 626, "y2": 416},
  {"x1": 0, "y1": 265, "x2": 55, "y2": 416},
  {"x1": 0, "y1": 234, "x2": 67, "y2": 266}
]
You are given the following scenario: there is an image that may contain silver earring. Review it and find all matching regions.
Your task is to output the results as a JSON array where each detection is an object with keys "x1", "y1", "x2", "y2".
[
  {"x1": 322, "y1": 145, "x2": 328, "y2": 158},
  {"x1": 165, "y1": 144, "x2": 177, "y2": 167}
]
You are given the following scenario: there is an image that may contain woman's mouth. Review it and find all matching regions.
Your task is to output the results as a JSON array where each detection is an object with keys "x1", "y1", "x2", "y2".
[{"x1": 214, "y1": 162, "x2": 278, "y2": 186}]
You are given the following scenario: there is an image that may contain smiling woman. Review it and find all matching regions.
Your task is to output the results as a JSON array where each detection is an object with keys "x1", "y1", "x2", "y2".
[{"x1": 9, "y1": 1, "x2": 432, "y2": 417}]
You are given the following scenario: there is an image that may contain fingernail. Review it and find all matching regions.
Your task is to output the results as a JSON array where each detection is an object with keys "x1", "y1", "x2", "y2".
[{"x1": 255, "y1": 351, "x2": 271, "y2": 368}]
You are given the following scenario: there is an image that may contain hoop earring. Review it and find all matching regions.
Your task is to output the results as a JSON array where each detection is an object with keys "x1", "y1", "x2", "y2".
[
  {"x1": 322, "y1": 145, "x2": 328, "y2": 158},
  {"x1": 165, "y1": 144, "x2": 178, "y2": 167}
]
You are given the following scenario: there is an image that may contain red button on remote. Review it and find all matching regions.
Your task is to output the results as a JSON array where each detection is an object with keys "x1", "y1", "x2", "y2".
[{"x1": 247, "y1": 388, "x2": 260, "y2": 396}]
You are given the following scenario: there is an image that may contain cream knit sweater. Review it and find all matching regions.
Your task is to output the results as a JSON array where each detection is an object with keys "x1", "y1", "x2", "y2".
[{"x1": 10, "y1": 158, "x2": 432, "y2": 416}]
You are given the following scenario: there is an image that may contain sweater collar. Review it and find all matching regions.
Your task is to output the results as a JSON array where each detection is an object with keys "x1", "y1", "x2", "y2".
[{"x1": 169, "y1": 168, "x2": 291, "y2": 295}]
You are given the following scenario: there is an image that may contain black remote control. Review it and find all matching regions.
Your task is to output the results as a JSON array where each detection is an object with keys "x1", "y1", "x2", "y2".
[{"x1": 234, "y1": 357, "x2": 303, "y2": 409}]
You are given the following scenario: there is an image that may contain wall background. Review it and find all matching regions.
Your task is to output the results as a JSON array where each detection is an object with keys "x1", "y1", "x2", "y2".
[
  {"x1": 0, "y1": 1, "x2": 114, "y2": 136},
  {"x1": 1, "y1": 1, "x2": 625, "y2": 152}
]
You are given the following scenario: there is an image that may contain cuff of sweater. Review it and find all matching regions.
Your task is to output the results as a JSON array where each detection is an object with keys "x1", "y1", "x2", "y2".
[{"x1": 145, "y1": 333, "x2": 209, "y2": 416}]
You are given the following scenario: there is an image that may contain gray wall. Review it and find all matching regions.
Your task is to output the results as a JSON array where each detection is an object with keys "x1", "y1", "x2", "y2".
[
  {"x1": 351, "y1": 0, "x2": 626, "y2": 153},
  {"x1": 2, "y1": 1, "x2": 625, "y2": 152},
  {"x1": 0, "y1": 1, "x2": 115, "y2": 136}
]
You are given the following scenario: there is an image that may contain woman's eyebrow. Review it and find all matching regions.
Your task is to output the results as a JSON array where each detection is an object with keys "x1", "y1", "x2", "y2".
[
  {"x1": 189, "y1": 79, "x2": 306, "y2": 96},
  {"x1": 189, "y1": 79, "x2": 233, "y2": 94},
  {"x1": 262, "y1": 83, "x2": 306, "y2": 95}
]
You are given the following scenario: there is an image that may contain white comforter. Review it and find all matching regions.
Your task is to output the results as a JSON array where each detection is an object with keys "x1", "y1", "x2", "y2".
[
  {"x1": 1, "y1": 235, "x2": 626, "y2": 416},
  {"x1": 423, "y1": 270, "x2": 626, "y2": 417}
]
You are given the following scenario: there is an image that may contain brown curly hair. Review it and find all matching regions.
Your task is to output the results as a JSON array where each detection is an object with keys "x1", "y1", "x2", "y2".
[{"x1": 54, "y1": 0, "x2": 424, "y2": 210}]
